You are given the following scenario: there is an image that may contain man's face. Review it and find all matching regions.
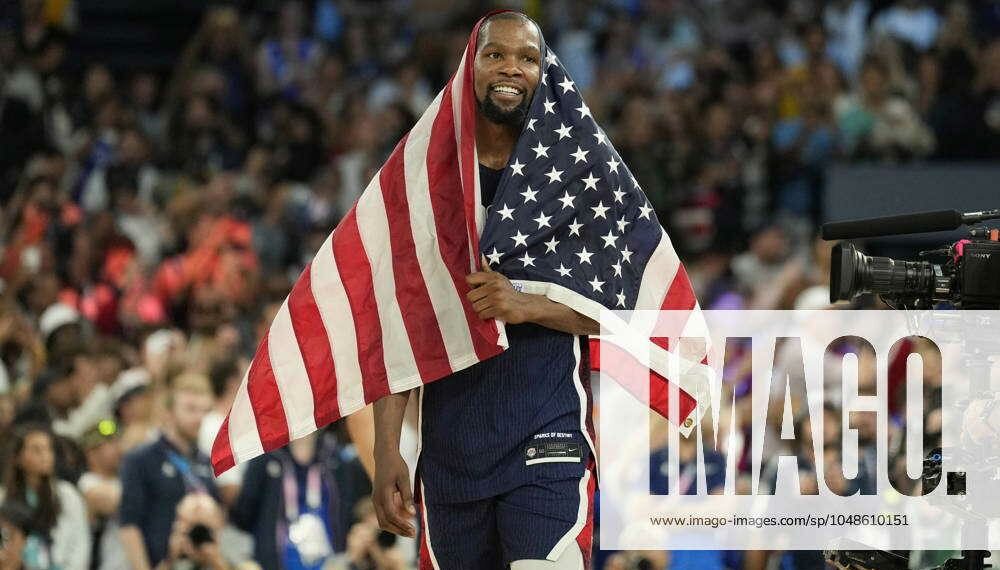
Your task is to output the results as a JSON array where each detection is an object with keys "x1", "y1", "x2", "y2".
[
  {"x1": 474, "y1": 18, "x2": 542, "y2": 127},
  {"x1": 170, "y1": 390, "x2": 213, "y2": 444}
]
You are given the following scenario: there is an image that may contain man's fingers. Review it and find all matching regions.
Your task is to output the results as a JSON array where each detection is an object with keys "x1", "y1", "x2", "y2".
[
  {"x1": 465, "y1": 272, "x2": 491, "y2": 287},
  {"x1": 388, "y1": 490, "x2": 416, "y2": 536},
  {"x1": 481, "y1": 254, "x2": 494, "y2": 272},
  {"x1": 466, "y1": 285, "x2": 494, "y2": 303}
]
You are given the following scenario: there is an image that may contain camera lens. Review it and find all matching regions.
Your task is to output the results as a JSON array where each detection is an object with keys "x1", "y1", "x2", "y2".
[{"x1": 830, "y1": 243, "x2": 937, "y2": 302}]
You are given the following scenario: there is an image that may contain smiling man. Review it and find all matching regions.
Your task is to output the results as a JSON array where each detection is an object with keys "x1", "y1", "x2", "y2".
[{"x1": 372, "y1": 11, "x2": 599, "y2": 570}]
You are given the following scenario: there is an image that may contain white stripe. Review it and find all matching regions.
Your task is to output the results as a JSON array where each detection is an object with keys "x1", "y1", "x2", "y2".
[
  {"x1": 228, "y1": 370, "x2": 264, "y2": 464},
  {"x1": 268, "y1": 300, "x2": 318, "y2": 439},
  {"x1": 310, "y1": 234, "x2": 365, "y2": 416},
  {"x1": 634, "y1": 229, "x2": 681, "y2": 311},
  {"x1": 546, "y1": 469, "x2": 591, "y2": 561},
  {"x1": 571, "y1": 337, "x2": 598, "y2": 468},
  {"x1": 354, "y1": 175, "x2": 422, "y2": 392},
  {"x1": 402, "y1": 93, "x2": 478, "y2": 370},
  {"x1": 420, "y1": 481, "x2": 442, "y2": 570},
  {"x1": 526, "y1": 457, "x2": 581, "y2": 466}
]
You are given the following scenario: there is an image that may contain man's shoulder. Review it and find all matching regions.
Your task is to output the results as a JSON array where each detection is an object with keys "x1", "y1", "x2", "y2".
[{"x1": 122, "y1": 437, "x2": 164, "y2": 467}]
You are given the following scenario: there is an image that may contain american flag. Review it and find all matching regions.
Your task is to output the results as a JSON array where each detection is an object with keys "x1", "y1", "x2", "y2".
[{"x1": 212, "y1": 11, "x2": 709, "y2": 476}]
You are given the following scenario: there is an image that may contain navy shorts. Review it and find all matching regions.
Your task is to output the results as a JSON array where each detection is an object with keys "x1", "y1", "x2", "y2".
[{"x1": 416, "y1": 464, "x2": 595, "y2": 569}]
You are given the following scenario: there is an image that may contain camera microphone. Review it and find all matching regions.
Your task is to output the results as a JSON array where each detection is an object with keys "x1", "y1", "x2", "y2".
[
  {"x1": 822, "y1": 209, "x2": 1000, "y2": 240},
  {"x1": 821, "y1": 210, "x2": 963, "y2": 240}
]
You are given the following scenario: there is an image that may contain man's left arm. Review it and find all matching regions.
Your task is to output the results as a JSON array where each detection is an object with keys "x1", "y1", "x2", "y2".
[{"x1": 465, "y1": 261, "x2": 599, "y2": 336}]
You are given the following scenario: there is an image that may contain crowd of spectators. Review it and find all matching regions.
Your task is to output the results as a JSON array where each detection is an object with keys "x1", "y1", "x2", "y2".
[{"x1": 1, "y1": 0, "x2": 998, "y2": 568}]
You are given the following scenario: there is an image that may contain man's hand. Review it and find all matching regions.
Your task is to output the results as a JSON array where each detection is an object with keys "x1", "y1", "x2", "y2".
[
  {"x1": 372, "y1": 446, "x2": 415, "y2": 537},
  {"x1": 465, "y1": 259, "x2": 535, "y2": 324},
  {"x1": 465, "y1": 257, "x2": 600, "y2": 335}
]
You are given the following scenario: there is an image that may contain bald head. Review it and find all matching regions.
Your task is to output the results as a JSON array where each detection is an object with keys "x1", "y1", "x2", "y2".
[{"x1": 473, "y1": 13, "x2": 542, "y2": 127}]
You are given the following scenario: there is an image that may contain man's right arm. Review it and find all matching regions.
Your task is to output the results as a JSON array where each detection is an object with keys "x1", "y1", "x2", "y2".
[{"x1": 372, "y1": 391, "x2": 415, "y2": 537}]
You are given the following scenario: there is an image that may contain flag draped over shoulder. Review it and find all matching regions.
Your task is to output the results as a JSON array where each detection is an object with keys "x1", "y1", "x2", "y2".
[{"x1": 212, "y1": 10, "x2": 709, "y2": 476}]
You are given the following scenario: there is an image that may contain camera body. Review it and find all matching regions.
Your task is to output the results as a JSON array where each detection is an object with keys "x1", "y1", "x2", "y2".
[{"x1": 831, "y1": 238, "x2": 1000, "y2": 309}]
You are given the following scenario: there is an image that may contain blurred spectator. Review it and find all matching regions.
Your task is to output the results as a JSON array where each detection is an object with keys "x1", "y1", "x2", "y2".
[
  {"x1": 232, "y1": 432, "x2": 343, "y2": 570},
  {"x1": 158, "y1": 494, "x2": 231, "y2": 570},
  {"x1": 0, "y1": 499, "x2": 39, "y2": 570},
  {"x1": 835, "y1": 55, "x2": 935, "y2": 160},
  {"x1": 118, "y1": 375, "x2": 218, "y2": 570},
  {"x1": 256, "y1": 1, "x2": 325, "y2": 102},
  {"x1": 0, "y1": 424, "x2": 91, "y2": 570},
  {"x1": 77, "y1": 421, "x2": 126, "y2": 570},
  {"x1": 872, "y1": 0, "x2": 941, "y2": 52}
]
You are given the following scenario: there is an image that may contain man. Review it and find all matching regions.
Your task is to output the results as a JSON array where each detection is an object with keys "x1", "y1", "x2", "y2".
[
  {"x1": 373, "y1": 12, "x2": 599, "y2": 569},
  {"x1": 119, "y1": 374, "x2": 220, "y2": 570}
]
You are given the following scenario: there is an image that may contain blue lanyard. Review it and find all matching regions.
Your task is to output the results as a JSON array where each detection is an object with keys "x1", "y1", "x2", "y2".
[{"x1": 166, "y1": 451, "x2": 208, "y2": 494}]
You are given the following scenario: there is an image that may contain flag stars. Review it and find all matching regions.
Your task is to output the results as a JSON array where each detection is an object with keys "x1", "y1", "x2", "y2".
[
  {"x1": 518, "y1": 252, "x2": 536, "y2": 267},
  {"x1": 600, "y1": 229, "x2": 618, "y2": 249},
  {"x1": 621, "y1": 246, "x2": 634, "y2": 264},
  {"x1": 544, "y1": 236, "x2": 559, "y2": 254},
  {"x1": 532, "y1": 141, "x2": 550, "y2": 159},
  {"x1": 581, "y1": 172, "x2": 600, "y2": 191},
  {"x1": 594, "y1": 130, "x2": 608, "y2": 146},
  {"x1": 568, "y1": 218, "x2": 583, "y2": 237},
  {"x1": 638, "y1": 202, "x2": 653, "y2": 220},
  {"x1": 558, "y1": 77, "x2": 576, "y2": 94},
  {"x1": 612, "y1": 261, "x2": 623, "y2": 277},
  {"x1": 496, "y1": 203, "x2": 515, "y2": 221},
  {"x1": 576, "y1": 104, "x2": 592, "y2": 120},
  {"x1": 616, "y1": 217, "x2": 630, "y2": 233},
  {"x1": 510, "y1": 158, "x2": 525, "y2": 176},
  {"x1": 571, "y1": 146, "x2": 589, "y2": 164},
  {"x1": 591, "y1": 201, "x2": 610, "y2": 219},
  {"x1": 555, "y1": 123, "x2": 573, "y2": 140},
  {"x1": 520, "y1": 186, "x2": 538, "y2": 203},
  {"x1": 527, "y1": 118, "x2": 537, "y2": 131},
  {"x1": 544, "y1": 166, "x2": 564, "y2": 184},
  {"x1": 616, "y1": 290, "x2": 627, "y2": 307},
  {"x1": 543, "y1": 99, "x2": 556, "y2": 114},
  {"x1": 576, "y1": 246, "x2": 594, "y2": 265},
  {"x1": 607, "y1": 156, "x2": 620, "y2": 174},
  {"x1": 556, "y1": 263, "x2": 572, "y2": 278},
  {"x1": 557, "y1": 191, "x2": 575, "y2": 210},
  {"x1": 545, "y1": 52, "x2": 558, "y2": 67},
  {"x1": 533, "y1": 211, "x2": 553, "y2": 229},
  {"x1": 612, "y1": 187, "x2": 626, "y2": 204},
  {"x1": 511, "y1": 230, "x2": 529, "y2": 248},
  {"x1": 486, "y1": 247, "x2": 504, "y2": 265},
  {"x1": 589, "y1": 275, "x2": 605, "y2": 293}
]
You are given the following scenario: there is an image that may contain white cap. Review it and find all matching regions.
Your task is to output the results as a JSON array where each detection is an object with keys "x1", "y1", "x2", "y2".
[
  {"x1": 111, "y1": 367, "x2": 152, "y2": 408},
  {"x1": 38, "y1": 303, "x2": 81, "y2": 341}
]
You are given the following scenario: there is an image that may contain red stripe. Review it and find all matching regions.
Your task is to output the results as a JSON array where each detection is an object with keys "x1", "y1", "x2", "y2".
[
  {"x1": 426, "y1": 83, "x2": 502, "y2": 362},
  {"x1": 379, "y1": 136, "x2": 453, "y2": 381},
  {"x1": 598, "y1": 340, "x2": 698, "y2": 422},
  {"x1": 210, "y1": 416, "x2": 234, "y2": 476},
  {"x1": 460, "y1": 23, "x2": 483, "y2": 262},
  {"x1": 246, "y1": 336, "x2": 290, "y2": 452},
  {"x1": 287, "y1": 263, "x2": 341, "y2": 427},
  {"x1": 332, "y1": 209, "x2": 391, "y2": 404},
  {"x1": 661, "y1": 264, "x2": 696, "y2": 311},
  {"x1": 575, "y1": 462, "x2": 596, "y2": 569}
]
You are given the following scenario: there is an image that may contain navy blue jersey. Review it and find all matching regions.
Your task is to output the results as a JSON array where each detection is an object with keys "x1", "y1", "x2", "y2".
[{"x1": 417, "y1": 164, "x2": 594, "y2": 504}]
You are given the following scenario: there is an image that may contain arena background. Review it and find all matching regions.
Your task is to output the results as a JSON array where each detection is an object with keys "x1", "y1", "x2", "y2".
[{"x1": 0, "y1": 0, "x2": 998, "y2": 569}]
